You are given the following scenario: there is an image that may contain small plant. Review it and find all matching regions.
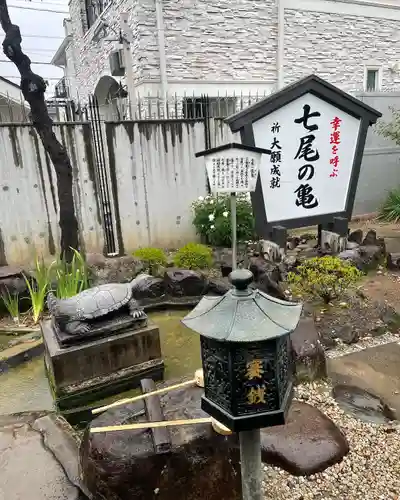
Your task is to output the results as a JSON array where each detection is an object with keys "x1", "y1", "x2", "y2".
[
  {"x1": 287, "y1": 256, "x2": 362, "y2": 304},
  {"x1": 174, "y1": 243, "x2": 213, "y2": 270},
  {"x1": 1, "y1": 287, "x2": 20, "y2": 324},
  {"x1": 51, "y1": 248, "x2": 89, "y2": 299},
  {"x1": 378, "y1": 188, "x2": 400, "y2": 222},
  {"x1": 24, "y1": 257, "x2": 51, "y2": 323},
  {"x1": 192, "y1": 194, "x2": 255, "y2": 247},
  {"x1": 133, "y1": 247, "x2": 167, "y2": 275}
]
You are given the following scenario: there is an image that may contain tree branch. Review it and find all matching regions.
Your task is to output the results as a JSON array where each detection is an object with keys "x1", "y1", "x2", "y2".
[{"x1": 0, "y1": 0, "x2": 79, "y2": 262}]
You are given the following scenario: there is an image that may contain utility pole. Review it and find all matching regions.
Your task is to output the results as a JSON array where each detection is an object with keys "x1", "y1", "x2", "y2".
[{"x1": 120, "y1": 12, "x2": 136, "y2": 119}]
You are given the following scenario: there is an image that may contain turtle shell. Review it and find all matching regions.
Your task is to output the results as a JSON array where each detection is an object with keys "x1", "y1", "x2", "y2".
[{"x1": 57, "y1": 283, "x2": 132, "y2": 320}]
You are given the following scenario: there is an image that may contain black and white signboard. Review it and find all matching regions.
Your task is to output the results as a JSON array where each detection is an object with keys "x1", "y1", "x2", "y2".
[
  {"x1": 227, "y1": 75, "x2": 381, "y2": 236},
  {"x1": 195, "y1": 143, "x2": 271, "y2": 194}
]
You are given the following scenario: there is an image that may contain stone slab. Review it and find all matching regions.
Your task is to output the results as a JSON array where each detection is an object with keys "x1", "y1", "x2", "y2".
[
  {"x1": 328, "y1": 342, "x2": 400, "y2": 419},
  {"x1": 0, "y1": 422, "x2": 80, "y2": 500},
  {"x1": 42, "y1": 319, "x2": 163, "y2": 389}
]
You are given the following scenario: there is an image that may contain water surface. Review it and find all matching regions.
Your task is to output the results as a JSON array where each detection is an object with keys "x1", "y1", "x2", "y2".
[{"x1": 0, "y1": 309, "x2": 199, "y2": 415}]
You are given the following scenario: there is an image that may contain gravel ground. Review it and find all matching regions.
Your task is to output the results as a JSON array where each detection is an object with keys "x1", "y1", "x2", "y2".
[{"x1": 263, "y1": 381, "x2": 400, "y2": 500}]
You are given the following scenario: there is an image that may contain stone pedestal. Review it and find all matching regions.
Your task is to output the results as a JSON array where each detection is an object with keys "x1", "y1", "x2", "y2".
[{"x1": 41, "y1": 320, "x2": 164, "y2": 412}]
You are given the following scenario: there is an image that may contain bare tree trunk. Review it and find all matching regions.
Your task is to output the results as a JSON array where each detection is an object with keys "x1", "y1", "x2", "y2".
[{"x1": 0, "y1": 0, "x2": 79, "y2": 262}]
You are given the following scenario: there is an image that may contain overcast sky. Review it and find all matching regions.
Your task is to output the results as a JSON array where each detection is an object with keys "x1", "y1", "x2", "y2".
[{"x1": 0, "y1": 0, "x2": 69, "y2": 97}]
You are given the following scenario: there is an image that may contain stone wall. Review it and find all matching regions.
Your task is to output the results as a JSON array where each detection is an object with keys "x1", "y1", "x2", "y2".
[
  {"x1": 67, "y1": 0, "x2": 400, "y2": 101},
  {"x1": 68, "y1": 0, "x2": 142, "y2": 102},
  {"x1": 284, "y1": 8, "x2": 400, "y2": 92}
]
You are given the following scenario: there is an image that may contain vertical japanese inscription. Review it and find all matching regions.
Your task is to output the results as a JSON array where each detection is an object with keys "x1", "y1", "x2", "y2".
[
  {"x1": 329, "y1": 117, "x2": 342, "y2": 178},
  {"x1": 211, "y1": 155, "x2": 256, "y2": 191},
  {"x1": 270, "y1": 122, "x2": 282, "y2": 189},
  {"x1": 245, "y1": 359, "x2": 266, "y2": 405},
  {"x1": 293, "y1": 104, "x2": 321, "y2": 209}
]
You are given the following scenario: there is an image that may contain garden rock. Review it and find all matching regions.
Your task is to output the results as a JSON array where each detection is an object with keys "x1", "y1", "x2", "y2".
[
  {"x1": 80, "y1": 386, "x2": 348, "y2": 500},
  {"x1": 164, "y1": 269, "x2": 208, "y2": 297},
  {"x1": 348, "y1": 229, "x2": 363, "y2": 245},
  {"x1": 387, "y1": 252, "x2": 400, "y2": 270},
  {"x1": 358, "y1": 245, "x2": 384, "y2": 270},
  {"x1": 255, "y1": 272, "x2": 286, "y2": 300},
  {"x1": 336, "y1": 324, "x2": 359, "y2": 345},
  {"x1": 290, "y1": 317, "x2": 327, "y2": 383},
  {"x1": 339, "y1": 245, "x2": 382, "y2": 271},
  {"x1": 207, "y1": 277, "x2": 232, "y2": 296},
  {"x1": 287, "y1": 236, "x2": 300, "y2": 250},
  {"x1": 249, "y1": 256, "x2": 281, "y2": 283},
  {"x1": 130, "y1": 274, "x2": 165, "y2": 302},
  {"x1": 89, "y1": 255, "x2": 144, "y2": 285},
  {"x1": 0, "y1": 265, "x2": 30, "y2": 296},
  {"x1": 362, "y1": 229, "x2": 378, "y2": 246},
  {"x1": 261, "y1": 401, "x2": 349, "y2": 476}
]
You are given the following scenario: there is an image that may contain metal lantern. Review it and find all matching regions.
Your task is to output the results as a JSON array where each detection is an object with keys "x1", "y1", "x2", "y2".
[
  {"x1": 182, "y1": 269, "x2": 302, "y2": 432},
  {"x1": 195, "y1": 143, "x2": 270, "y2": 194}
]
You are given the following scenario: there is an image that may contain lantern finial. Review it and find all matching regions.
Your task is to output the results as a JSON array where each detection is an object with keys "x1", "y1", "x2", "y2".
[{"x1": 229, "y1": 269, "x2": 253, "y2": 292}]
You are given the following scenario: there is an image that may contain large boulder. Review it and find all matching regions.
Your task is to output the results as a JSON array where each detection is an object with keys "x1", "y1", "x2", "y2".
[
  {"x1": 261, "y1": 401, "x2": 349, "y2": 476},
  {"x1": 290, "y1": 317, "x2": 327, "y2": 383},
  {"x1": 80, "y1": 386, "x2": 242, "y2": 500},
  {"x1": 80, "y1": 385, "x2": 349, "y2": 499},
  {"x1": 87, "y1": 254, "x2": 144, "y2": 286},
  {"x1": 0, "y1": 266, "x2": 32, "y2": 313},
  {"x1": 248, "y1": 256, "x2": 286, "y2": 300},
  {"x1": 0, "y1": 265, "x2": 29, "y2": 296},
  {"x1": 130, "y1": 273, "x2": 166, "y2": 303},
  {"x1": 164, "y1": 269, "x2": 208, "y2": 297}
]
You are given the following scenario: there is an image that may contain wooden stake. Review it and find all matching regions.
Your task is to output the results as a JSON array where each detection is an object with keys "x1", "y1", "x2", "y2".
[
  {"x1": 92, "y1": 378, "x2": 196, "y2": 415},
  {"x1": 90, "y1": 417, "x2": 212, "y2": 433}
]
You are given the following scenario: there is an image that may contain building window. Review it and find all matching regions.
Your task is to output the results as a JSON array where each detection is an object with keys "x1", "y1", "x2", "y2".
[
  {"x1": 365, "y1": 68, "x2": 380, "y2": 92},
  {"x1": 85, "y1": 0, "x2": 113, "y2": 29}
]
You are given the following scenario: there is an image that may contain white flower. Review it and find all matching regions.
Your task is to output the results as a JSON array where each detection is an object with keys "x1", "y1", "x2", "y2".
[
  {"x1": 208, "y1": 213, "x2": 215, "y2": 221},
  {"x1": 209, "y1": 199, "x2": 214, "y2": 204},
  {"x1": 198, "y1": 196, "x2": 204, "y2": 201},
  {"x1": 210, "y1": 224, "x2": 215, "y2": 229},
  {"x1": 222, "y1": 211, "x2": 229, "y2": 218}
]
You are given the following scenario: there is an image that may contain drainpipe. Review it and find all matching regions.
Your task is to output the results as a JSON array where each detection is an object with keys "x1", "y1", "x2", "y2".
[
  {"x1": 277, "y1": 0, "x2": 285, "y2": 90},
  {"x1": 155, "y1": 0, "x2": 168, "y2": 101}
]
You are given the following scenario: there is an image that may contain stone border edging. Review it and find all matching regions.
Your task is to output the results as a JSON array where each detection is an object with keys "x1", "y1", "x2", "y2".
[{"x1": 0, "y1": 340, "x2": 44, "y2": 374}]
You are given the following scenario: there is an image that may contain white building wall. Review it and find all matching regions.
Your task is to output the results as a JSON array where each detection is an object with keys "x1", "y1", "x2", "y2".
[{"x1": 67, "y1": 0, "x2": 400, "y2": 101}]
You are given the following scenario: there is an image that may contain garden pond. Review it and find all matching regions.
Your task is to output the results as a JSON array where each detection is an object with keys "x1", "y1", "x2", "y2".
[{"x1": 0, "y1": 310, "x2": 199, "y2": 415}]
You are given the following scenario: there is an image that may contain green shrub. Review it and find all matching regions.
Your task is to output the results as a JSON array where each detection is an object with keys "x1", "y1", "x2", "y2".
[
  {"x1": 192, "y1": 194, "x2": 255, "y2": 247},
  {"x1": 24, "y1": 257, "x2": 51, "y2": 323},
  {"x1": 50, "y1": 248, "x2": 89, "y2": 299},
  {"x1": 287, "y1": 256, "x2": 362, "y2": 304},
  {"x1": 378, "y1": 188, "x2": 400, "y2": 222},
  {"x1": 1, "y1": 287, "x2": 19, "y2": 324},
  {"x1": 174, "y1": 243, "x2": 213, "y2": 270},
  {"x1": 133, "y1": 247, "x2": 167, "y2": 275}
]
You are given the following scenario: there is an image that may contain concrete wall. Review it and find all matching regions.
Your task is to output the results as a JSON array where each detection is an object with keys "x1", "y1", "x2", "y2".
[
  {"x1": 105, "y1": 120, "x2": 207, "y2": 250},
  {"x1": 1, "y1": 103, "x2": 399, "y2": 266},
  {"x1": 353, "y1": 93, "x2": 400, "y2": 215},
  {"x1": 0, "y1": 123, "x2": 103, "y2": 266}
]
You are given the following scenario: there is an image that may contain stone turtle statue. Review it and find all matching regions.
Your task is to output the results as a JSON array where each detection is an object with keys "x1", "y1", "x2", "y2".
[{"x1": 47, "y1": 281, "x2": 146, "y2": 335}]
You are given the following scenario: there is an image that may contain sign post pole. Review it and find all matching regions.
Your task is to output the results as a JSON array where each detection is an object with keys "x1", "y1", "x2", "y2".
[
  {"x1": 239, "y1": 429, "x2": 262, "y2": 500},
  {"x1": 231, "y1": 192, "x2": 237, "y2": 271}
]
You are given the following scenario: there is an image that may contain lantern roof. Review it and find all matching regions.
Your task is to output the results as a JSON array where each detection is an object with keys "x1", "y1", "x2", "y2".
[
  {"x1": 195, "y1": 142, "x2": 271, "y2": 158},
  {"x1": 181, "y1": 269, "x2": 302, "y2": 342}
]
